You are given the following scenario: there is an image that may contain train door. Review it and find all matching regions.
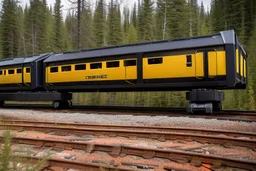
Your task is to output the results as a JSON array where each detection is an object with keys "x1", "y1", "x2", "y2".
[
  {"x1": 124, "y1": 59, "x2": 137, "y2": 83},
  {"x1": 207, "y1": 50, "x2": 226, "y2": 80},
  {"x1": 194, "y1": 52, "x2": 205, "y2": 79}
]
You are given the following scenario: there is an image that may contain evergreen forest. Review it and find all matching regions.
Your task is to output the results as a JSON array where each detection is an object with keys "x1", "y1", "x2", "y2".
[{"x1": 0, "y1": 0, "x2": 256, "y2": 109}]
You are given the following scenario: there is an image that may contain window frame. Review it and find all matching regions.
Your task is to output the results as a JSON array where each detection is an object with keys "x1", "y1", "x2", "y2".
[
  {"x1": 8, "y1": 69, "x2": 15, "y2": 75},
  {"x1": 17, "y1": 68, "x2": 22, "y2": 74},
  {"x1": 106, "y1": 61, "x2": 120, "y2": 68},
  {"x1": 61, "y1": 65, "x2": 72, "y2": 72},
  {"x1": 186, "y1": 55, "x2": 192, "y2": 67},
  {"x1": 26, "y1": 68, "x2": 30, "y2": 73},
  {"x1": 124, "y1": 59, "x2": 137, "y2": 67},
  {"x1": 148, "y1": 57, "x2": 163, "y2": 65},
  {"x1": 90, "y1": 62, "x2": 102, "y2": 70},
  {"x1": 50, "y1": 67, "x2": 58, "y2": 73},
  {"x1": 75, "y1": 64, "x2": 86, "y2": 71}
]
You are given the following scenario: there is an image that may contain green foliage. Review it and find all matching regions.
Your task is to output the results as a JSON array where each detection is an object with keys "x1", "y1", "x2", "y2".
[
  {"x1": 93, "y1": 0, "x2": 105, "y2": 47},
  {"x1": 139, "y1": 0, "x2": 154, "y2": 41},
  {"x1": 1, "y1": 0, "x2": 19, "y2": 58},
  {"x1": 53, "y1": 0, "x2": 64, "y2": 52},
  {"x1": 106, "y1": 0, "x2": 122, "y2": 46}
]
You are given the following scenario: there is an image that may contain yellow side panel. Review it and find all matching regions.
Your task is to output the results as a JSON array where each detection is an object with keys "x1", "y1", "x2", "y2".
[
  {"x1": 46, "y1": 61, "x2": 137, "y2": 83},
  {"x1": 236, "y1": 49, "x2": 239, "y2": 73},
  {"x1": 195, "y1": 52, "x2": 204, "y2": 78},
  {"x1": 23, "y1": 68, "x2": 31, "y2": 83},
  {"x1": 0, "y1": 69, "x2": 22, "y2": 84},
  {"x1": 124, "y1": 60, "x2": 137, "y2": 80},
  {"x1": 143, "y1": 53, "x2": 204, "y2": 79},
  {"x1": 240, "y1": 55, "x2": 244, "y2": 77},
  {"x1": 244, "y1": 59, "x2": 246, "y2": 77},
  {"x1": 208, "y1": 51, "x2": 226, "y2": 78}
]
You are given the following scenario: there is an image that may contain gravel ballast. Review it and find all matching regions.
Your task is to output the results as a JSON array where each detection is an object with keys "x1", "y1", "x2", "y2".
[{"x1": 0, "y1": 108, "x2": 255, "y2": 132}]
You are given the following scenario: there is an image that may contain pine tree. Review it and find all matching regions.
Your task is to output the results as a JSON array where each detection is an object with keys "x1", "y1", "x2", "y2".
[
  {"x1": 139, "y1": 0, "x2": 154, "y2": 42},
  {"x1": 53, "y1": 0, "x2": 64, "y2": 52},
  {"x1": 131, "y1": 3, "x2": 137, "y2": 28},
  {"x1": 45, "y1": 6, "x2": 55, "y2": 52},
  {"x1": 188, "y1": 0, "x2": 199, "y2": 36},
  {"x1": 128, "y1": 24, "x2": 137, "y2": 43},
  {"x1": 65, "y1": 11, "x2": 77, "y2": 50},
  {"x1": 106, "y1": 0, "x2": 122, "y2": 46},
  {"x1": 93, "y1": 0, "x2": 105, "y2": 47},
  {"x1": 25, "y1": 0, "x2": 48, "y2": 54},
  {"x1": 1, "y1": 0, "x2": 19, "y2": 58},
  {"x1": 80, "y1": 1, "x2": 95, "y2": 49}
]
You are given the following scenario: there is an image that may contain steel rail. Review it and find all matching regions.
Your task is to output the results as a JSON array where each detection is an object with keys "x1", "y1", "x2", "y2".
[
  {"x1": 2, "y1": 120, "x2": 256, "y2": 139},
  {"x1": 0, "y1": 124, "x2": 255, "y2": 150},
  {"x1": 7, "y1": 137, "x2": 256, "y2": 170},
  {"x1": 4, "y1": 104, "x2": 256, "y2": 114},
  {"x1": 16, "y1": 155, "x2": 137, "y2": 171}
]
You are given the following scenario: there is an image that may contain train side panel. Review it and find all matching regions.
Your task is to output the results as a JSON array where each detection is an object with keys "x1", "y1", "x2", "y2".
[
  {"x1": 143, "y1": 53, "x2": 205, "y2": 79},
  {"x1": 0, "y1": 68, "x2": 22, "y2": 85}
]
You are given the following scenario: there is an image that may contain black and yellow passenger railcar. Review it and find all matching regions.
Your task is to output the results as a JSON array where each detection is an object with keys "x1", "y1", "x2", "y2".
[
  {"x1": 0, "y1": 53, "x2": 51, "y2": 92},
  {"x1": 44, "y1": 30, "x2": 247, "y2": 92}
]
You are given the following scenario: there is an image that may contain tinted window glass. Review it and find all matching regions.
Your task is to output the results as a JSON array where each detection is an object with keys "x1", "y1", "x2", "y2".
[
  {"x1": 26, "y1": 68, "x2": 30, "y2": 73},
  {"x1": 107, "y1": 61, "x2": 119, "y2": 68},
  {"x1": 17, "y1": 68, "x2": 22, "y2": 74},
  {"x1": 61, "y1": 66, "x2": 71, "y2": 72},
  {"x1": 124, "y1": 60, "x2": 136, "y2": 66},
  {"x1": 0, "y1": 70, "x2": 2, "y2": 75},
  {"x1": 186, "y1": 55, "x2": 192, "y2": 67},
  {"x1": 75, "y1": 64, "x2": 86, "y2": 70},
  {"x1": 8, "y1": 69, "x2": 14, "y2": 74},
  {"x1": 148, "y1": 58, "x2": 163, "y2": 65},
  {"x1": 50, "y1": 67, "x2": 58, "y2": 73},
  {"x1": 90, "y1": 63, "x2": 102, "y2": 69}
]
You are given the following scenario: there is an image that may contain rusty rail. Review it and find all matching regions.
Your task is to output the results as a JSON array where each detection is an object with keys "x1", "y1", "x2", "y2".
[
  {"x1": 17, "y1": 155, "x2": 137, "y2": 171},
  {"x1": 2, "y1": 120, "x2": 256, "y2": 139},
  {"x1": 6, "y1": 137, "x2": 256, "y2": 170},
  {"x1": 0, "y1": 123, "x2": 255, "y2": 150}
]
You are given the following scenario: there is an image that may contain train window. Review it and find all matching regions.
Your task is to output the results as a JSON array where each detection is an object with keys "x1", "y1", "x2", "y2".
[
  {"x1": 17, "y1": 68, "x2": 22, "y2": 74},
  {"x1": 124, "y1": 60, "x2": 136, "y2": 66},
  {"x1": 0, "y1": 70, "x2": 2, "y2": 75},
  {"x1": 26, "y1": 68, "x2": 30, "y2": 73},
  {"x1": 75, "y1": 64, "x2": 86, "y2": 70},
  {"x1": 50, "y1": 67, "x2": 58, "y2": 73},
  {"x1": 148, "y1": 58, "x2": 163, "y2": 65},
  {"x1": 107, "y1": 61, "x2": 119, "y2": 68},
  {"x1": 8, "y1": 69, "x2": 15, "y2": 74},
  {"x1": 4, "y1": 70, "x2": 6, "y2": 75},
  {"x1": 61, "y1": 66, "x2": 71, "y2": 72},
  {"x1": 186, "y1": 55, "x2": 192, "y2": 67},
  {"x1": 90, "y1": 63, "x2": 102, "y2": 69}
]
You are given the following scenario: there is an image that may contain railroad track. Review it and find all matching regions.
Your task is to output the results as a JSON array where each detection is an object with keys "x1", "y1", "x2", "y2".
[
  {"x1": 0, "y1": 120, "x2": 255, "y2": 170},
  {"x1": 3, "y1": 104, "x2": 256, "y2": 121},
  {"x1": 2, "y1": 136, "x2": 256, "y2": 171}
]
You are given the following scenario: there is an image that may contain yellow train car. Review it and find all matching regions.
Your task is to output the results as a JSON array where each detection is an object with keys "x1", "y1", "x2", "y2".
[{"x1": 44, "y1": 30, "x2": 247, "y2": 92}]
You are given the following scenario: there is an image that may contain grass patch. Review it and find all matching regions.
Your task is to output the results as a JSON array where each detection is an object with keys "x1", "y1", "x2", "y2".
[{"x1": 0, "y1": 131, "x2": 48, "y2": 171}]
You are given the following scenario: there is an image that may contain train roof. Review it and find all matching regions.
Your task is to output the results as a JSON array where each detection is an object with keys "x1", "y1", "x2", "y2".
[
  {"x1": 44, "y1": 30, "x2": 239, "y2": 63},
  {"x1": 0, "y1": 53, "x2": 51, "y2": 67}
]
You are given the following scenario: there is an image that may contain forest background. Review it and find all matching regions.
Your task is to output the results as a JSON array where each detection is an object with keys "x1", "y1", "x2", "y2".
[{"x1": 0, "y1": 0, "x2": 255, "y2": 109}]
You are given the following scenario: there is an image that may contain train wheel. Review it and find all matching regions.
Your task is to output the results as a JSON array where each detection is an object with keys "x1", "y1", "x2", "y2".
[{"x1": 213, "y1": 102, "x2": 222, "y2": 112}]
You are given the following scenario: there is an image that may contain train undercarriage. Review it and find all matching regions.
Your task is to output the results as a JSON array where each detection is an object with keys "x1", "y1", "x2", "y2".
[{"x1": 0, "y1": 89, "x2": 224, "y2": 114}]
